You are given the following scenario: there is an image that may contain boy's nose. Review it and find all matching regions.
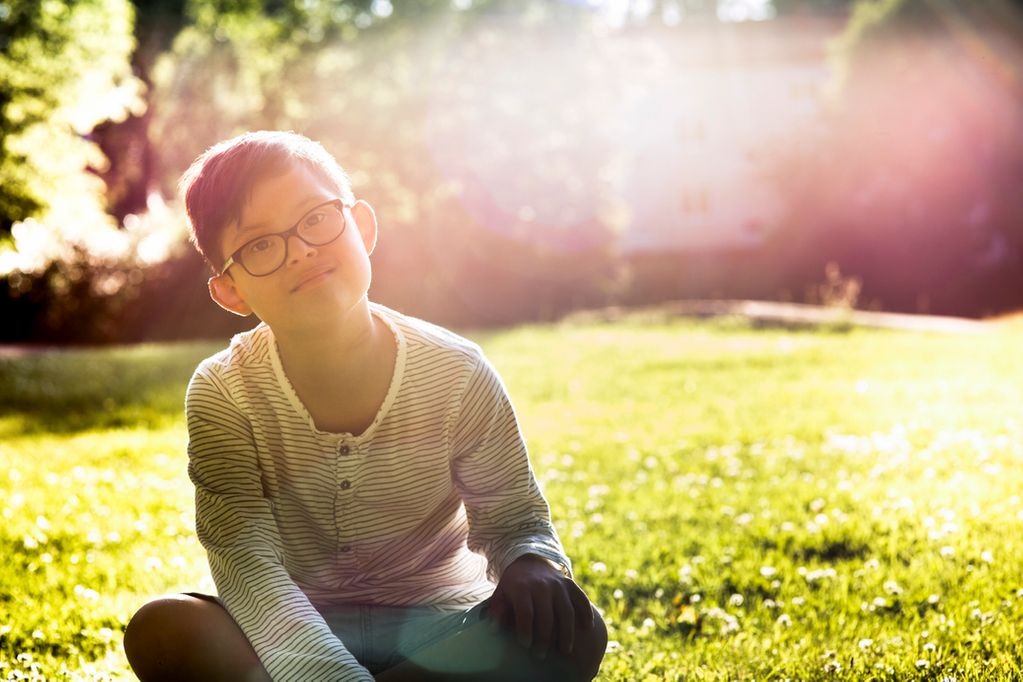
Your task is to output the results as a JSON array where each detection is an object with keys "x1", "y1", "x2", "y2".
[{"x1": 286, "y1": 234, "x2": 317, "y2": 265}]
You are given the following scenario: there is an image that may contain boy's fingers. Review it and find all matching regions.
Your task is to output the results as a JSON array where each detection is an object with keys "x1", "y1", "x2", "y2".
[
  {"x1": 509, "y1": 592, "x2": 534, "y2": 649},
  {"x1": 569, "y1": 586, "x2": 595, "y2": 630},
  {"x1": 532, "y1": 593, "x2": 554, "y2": 658},
  {"x1": 486, "y1": 594, "x2": 509, "y2": 632},
  {"x1": 553, "y1": 588, "x2": 575, "y2": 655}
]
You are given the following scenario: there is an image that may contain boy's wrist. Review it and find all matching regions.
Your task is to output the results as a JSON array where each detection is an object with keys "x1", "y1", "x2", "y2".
[{"x1": 512, "y1": 552, "x2": 570, "y2": 577}]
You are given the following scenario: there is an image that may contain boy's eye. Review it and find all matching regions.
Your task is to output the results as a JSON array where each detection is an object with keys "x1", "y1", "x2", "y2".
[
  {"x1": 248, "y1": 238, "x2": 274, "y2": 253},
  {"x1": 304, "y1": 210, "x2": 327, "y2": 227}
]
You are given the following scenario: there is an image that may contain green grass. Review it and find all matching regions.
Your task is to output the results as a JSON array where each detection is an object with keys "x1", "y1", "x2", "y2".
[{"x1": 1, "y1": 316, "x2": 1021, "y2": 680}]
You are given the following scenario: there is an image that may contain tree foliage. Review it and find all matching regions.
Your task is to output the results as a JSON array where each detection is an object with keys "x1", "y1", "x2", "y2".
[{"x1": 0, "y1": 0, "x2": 143, "y2": 236}]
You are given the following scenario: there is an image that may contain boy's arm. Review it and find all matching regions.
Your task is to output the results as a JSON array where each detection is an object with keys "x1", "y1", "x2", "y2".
[
  {"x1": 449, "y1": 353, "x2": 572, "y2": 583},
  {"x1": 187, "y1": 369, "x2": 374, "y2": 682},
  {"x1": 450, "y1": 353, "x2": 594, "y2": 658}
]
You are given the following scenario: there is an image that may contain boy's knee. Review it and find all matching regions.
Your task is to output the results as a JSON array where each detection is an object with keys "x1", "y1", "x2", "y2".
[{"x1": 123, "y1": 596, "x2": 205, "y2": 680}]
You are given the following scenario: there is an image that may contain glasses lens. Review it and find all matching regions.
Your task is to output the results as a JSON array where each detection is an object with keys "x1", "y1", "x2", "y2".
[
  {"x1": 298, "y1": 202, "x2": 345, "y2": 245},
  {"x1": 234, "y1": 201, "x2": 345, "y2": 276},
  {"x1": 239, "y1": 235, "x2": 286, "y2": 276}
]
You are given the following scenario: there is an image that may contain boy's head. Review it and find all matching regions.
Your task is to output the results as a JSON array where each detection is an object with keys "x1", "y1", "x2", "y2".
[
  {"x1": 180, "y1": 130, "x2": 356, "y2": 273},
  {"x1": 180, "y1": 130, "x2": 378, "y2": 325}
]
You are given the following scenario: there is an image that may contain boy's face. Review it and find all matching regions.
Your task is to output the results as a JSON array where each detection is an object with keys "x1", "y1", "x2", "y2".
[{"x1": 207, "y1": 161, "x2": 377, "y2": 329}]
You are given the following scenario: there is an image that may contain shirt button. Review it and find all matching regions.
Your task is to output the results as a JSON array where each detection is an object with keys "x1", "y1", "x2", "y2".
[
  {"x1": 338, "y1": 444, "x2": 350, "y2": 456},
  {"x1": 340, "y1": 544, "x2": 352, "y2": 553},
  {"x1": 340, "y1": 479, "x2": 351, "y2": 490}
]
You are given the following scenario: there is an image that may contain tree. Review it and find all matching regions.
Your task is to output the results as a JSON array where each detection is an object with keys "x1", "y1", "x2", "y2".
[{"x1": 0, "y1": 0, "x2": 142, "y2": 238}]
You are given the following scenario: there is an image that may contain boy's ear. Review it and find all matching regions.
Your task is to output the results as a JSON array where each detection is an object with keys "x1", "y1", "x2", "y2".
[
  {"x1": 208, "y1": 274, "x2": 254, "y2": 317},
  {"x1": 350, "y1": 199, "x2": 378, "y2": 255}
]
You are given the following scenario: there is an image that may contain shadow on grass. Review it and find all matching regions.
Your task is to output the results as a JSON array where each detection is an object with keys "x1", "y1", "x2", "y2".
[{"x1": 0, "y1": 341, "x2": 223, "y2": 435}]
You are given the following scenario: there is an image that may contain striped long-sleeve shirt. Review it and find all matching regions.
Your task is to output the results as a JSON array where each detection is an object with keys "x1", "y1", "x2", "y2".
[{"x1": 185, "y1": 303, "x2": 571, "y2": 681}]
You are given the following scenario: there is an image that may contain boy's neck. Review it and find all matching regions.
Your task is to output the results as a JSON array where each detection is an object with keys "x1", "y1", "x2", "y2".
[{"x1": 271, "y1": 297, "x2": 385, "y2": 387}]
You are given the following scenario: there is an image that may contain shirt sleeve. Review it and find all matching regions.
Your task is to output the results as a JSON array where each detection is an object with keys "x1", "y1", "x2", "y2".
[
  {"x1": 186, "y1": 367, "x2": 374, "y2": 682},
  {"x1": 449, "y1": 352, "x2": 573, "y2": 582}
]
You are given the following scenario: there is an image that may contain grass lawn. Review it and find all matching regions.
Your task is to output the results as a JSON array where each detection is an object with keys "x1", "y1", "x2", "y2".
[{"x1": 1, "y1": 314, "x2": 1021, "y2": 680}]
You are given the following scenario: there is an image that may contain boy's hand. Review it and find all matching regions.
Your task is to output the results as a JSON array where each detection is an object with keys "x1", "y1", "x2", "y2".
[{"x1": 486, "y1": 554, "x2": 594, "y2": 660}]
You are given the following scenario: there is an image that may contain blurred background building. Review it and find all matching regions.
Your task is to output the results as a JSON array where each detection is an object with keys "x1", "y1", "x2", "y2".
[{"x1": 2, "y1": 0, "x2": 1022, "y2": 343}]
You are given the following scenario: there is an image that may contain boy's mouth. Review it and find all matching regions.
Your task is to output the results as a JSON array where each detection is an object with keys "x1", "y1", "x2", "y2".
[{"x1": 291, "y1": 266, "x2": 335, "y2": 292}]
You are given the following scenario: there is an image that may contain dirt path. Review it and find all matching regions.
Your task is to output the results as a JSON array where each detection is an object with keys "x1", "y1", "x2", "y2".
[{"x1": 578, "y1": 299, "x2": 994, "y2": 333}]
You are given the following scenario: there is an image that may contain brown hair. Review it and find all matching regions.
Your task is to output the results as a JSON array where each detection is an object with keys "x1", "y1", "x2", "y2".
[{"x1": 179, "y1": 130, "x2": 356, "y2": 271}]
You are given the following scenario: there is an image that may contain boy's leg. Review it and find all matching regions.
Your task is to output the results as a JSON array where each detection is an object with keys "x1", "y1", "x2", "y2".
[
  {"x1": 375, "y1": 602, "x2": 607, "y2": 682},
  {"x1": 123, "y1": 594, "x2": 271, "y2": 682}
]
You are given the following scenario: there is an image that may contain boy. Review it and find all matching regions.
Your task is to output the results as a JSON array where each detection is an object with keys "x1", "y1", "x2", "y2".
[{"x1": 123, "y1": 131, "x2": 607, "y2": 681}]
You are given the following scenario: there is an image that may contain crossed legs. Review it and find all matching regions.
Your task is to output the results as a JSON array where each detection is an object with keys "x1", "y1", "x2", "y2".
[{"x1": 123, "y1": 595, "x2": 606, "y2": 681}]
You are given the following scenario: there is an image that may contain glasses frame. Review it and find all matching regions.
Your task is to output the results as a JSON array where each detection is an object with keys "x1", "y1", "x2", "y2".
[{"x1": 219, "y1": 198, "x2": 348, "y2": 278}]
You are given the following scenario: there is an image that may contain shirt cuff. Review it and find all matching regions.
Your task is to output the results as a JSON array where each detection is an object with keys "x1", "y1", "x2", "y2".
[{"x1": 501, "y1": 546, "x2": 573, "y2": 580}]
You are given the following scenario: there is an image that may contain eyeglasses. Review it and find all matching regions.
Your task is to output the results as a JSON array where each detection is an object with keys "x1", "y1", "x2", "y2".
[{"x1": 219, "y1": 199, "x2": 348, "y2": 277}]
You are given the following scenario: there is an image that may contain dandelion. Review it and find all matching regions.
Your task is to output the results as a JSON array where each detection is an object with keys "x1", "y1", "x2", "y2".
[
  {"x1": 916, "y1": 659, "x2": 930, "y2": 669},
  {"x1": 923, "y1": 642, "x2": 936, "y2": 652},
  {"x1": 776, "y1": 614, "x2": 792, "y2": 627},
  {"x1": 760, "y1": 566, "x2": 777, "y2": 578},
  {"x1": 939, "y1": 546, "x2": 955, "y2": 559},
  {"x1": 612, "y1": 589, "x2": 624, "y2": 600},
  {"x1": 872, "y1": 597, "x2": 888, "y2": 609},
  {"x1": 858, "y1": 638, "x2": 874, "y2": 649},
  {"x1": 31, "y1": 629, "x2": 44, "y2": 639},
  {"x1": 678, "y1": 564, "x2": 694, "y2": 586},
  {"x1": 702, "y1": 606, "x2": 740, "y2": 635},
  {"x1": 883, "y1": 580, "x2": 903, "y2": 595},
  {"x1": 728, "y1": 593, "x2": 745, "y2": 607},
  {"x1": 605, "y1": 640, "x2": 622, "y2": 653},
  {"x1": 823, "y1": 660, "x2": 841, "y2": 674},
  {"x1": 928, "y1": 594, "x2": 940, "y2": 605},
  {"x1": 981, "y1": 550, "x2": 994, "y2": 564},
  {"x1": 74, "y1": 585, "x2": 99, "y2": 602},
  {"x1": 804, "y1": 568, "x2": 837, "y2": 584},
  {"x1": 591, "y1": 562, "x2": 607, "y2": 573},
  {"x1": 791, "y1": 596, "x2": 806, "y2": 606}
]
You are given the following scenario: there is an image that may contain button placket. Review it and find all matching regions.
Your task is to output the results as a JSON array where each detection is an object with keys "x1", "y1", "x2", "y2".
[{"x1": 334, "y1": 438, "x2": 359, "y2": 564}]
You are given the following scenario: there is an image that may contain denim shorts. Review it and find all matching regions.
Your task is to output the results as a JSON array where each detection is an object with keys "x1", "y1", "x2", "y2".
[
  {"x1": 185, "y1": 592, "x2": 490, "y2": 675},
  {"x1": 321, "y1": 600, "x2": 491, "y2": 673}
]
